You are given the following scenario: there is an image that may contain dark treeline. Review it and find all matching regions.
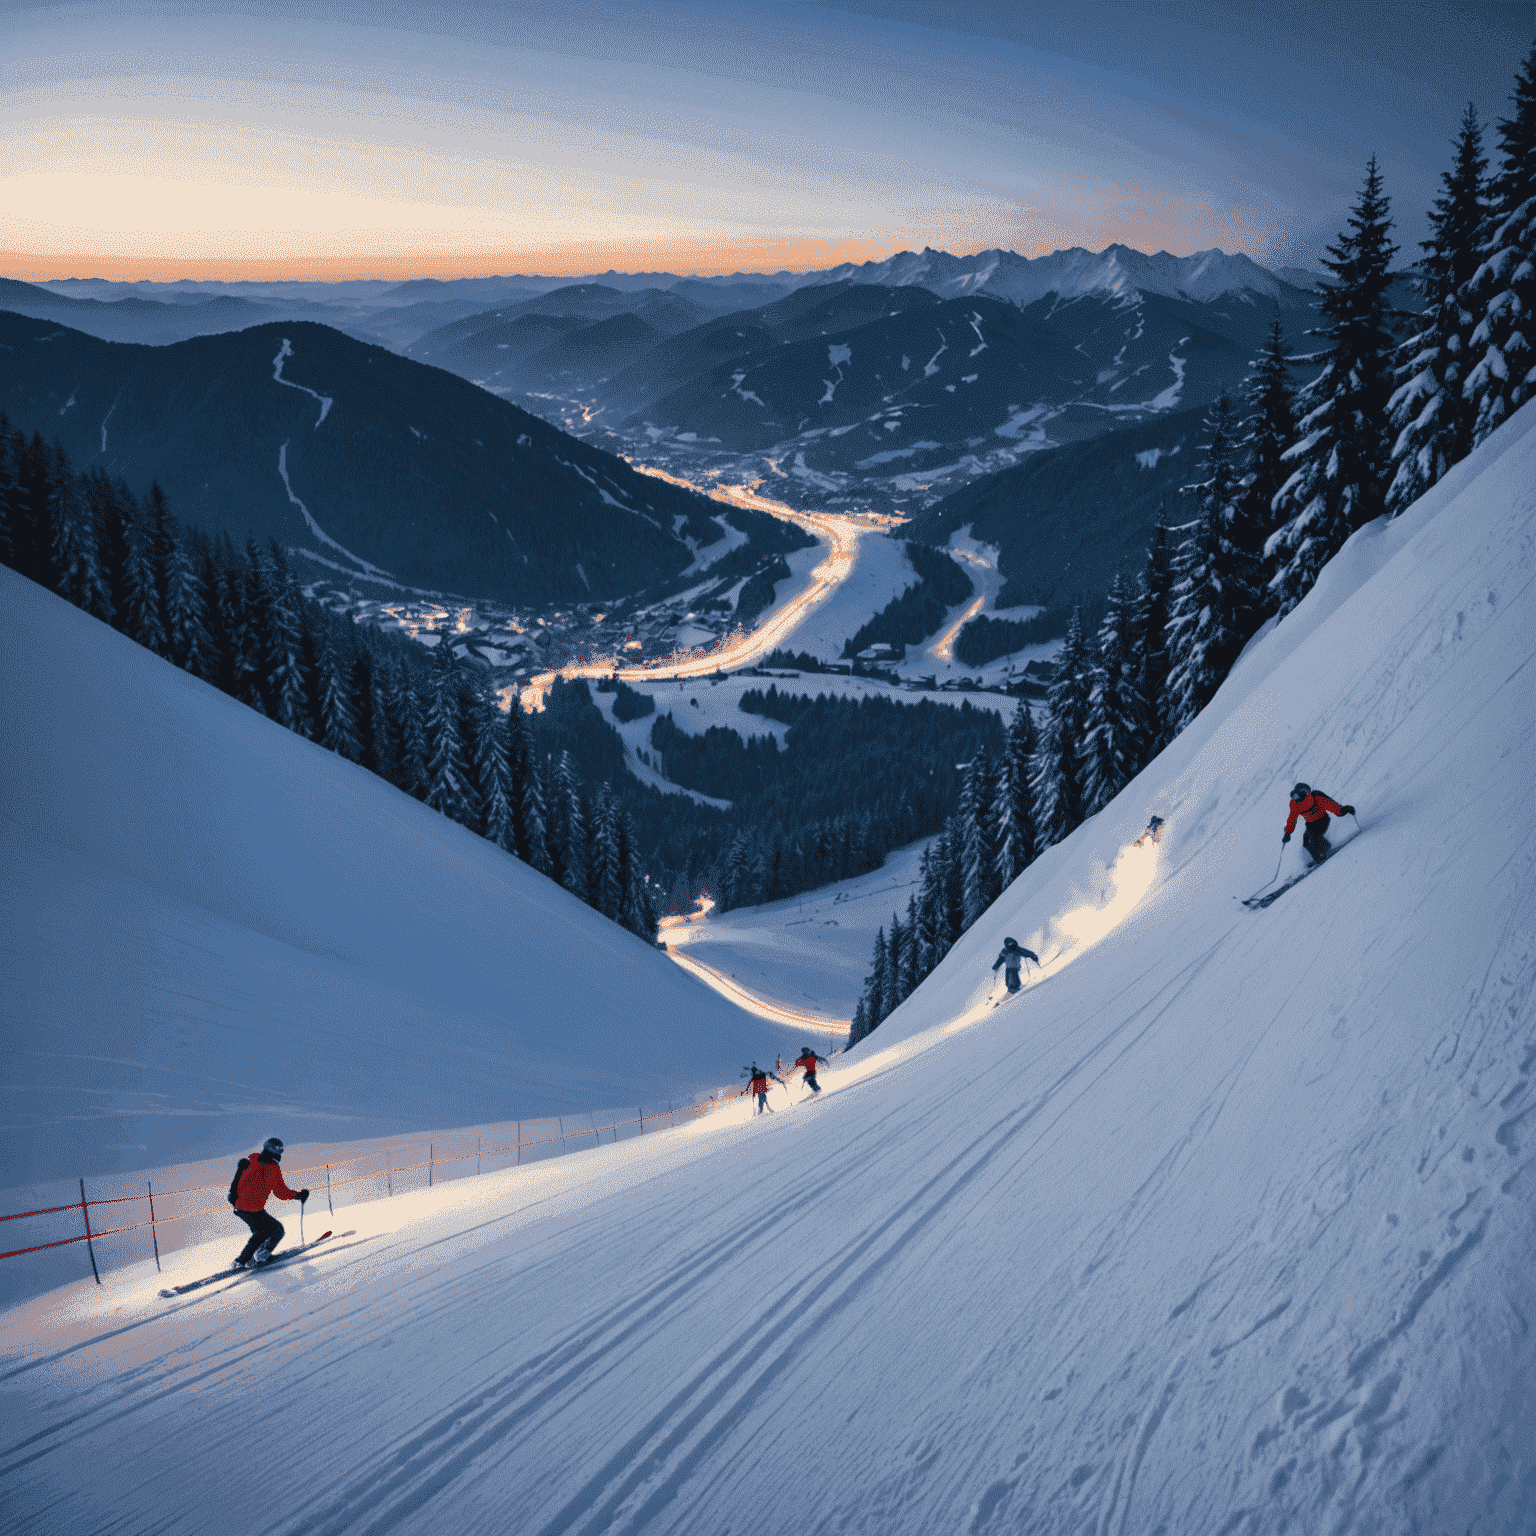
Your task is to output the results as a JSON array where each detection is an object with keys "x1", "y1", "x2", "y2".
[
  {"x1": 533, "y1": 675, "x2": 1005, "y2": 917},
  {"x1": 843, "y1": 542, "x2": 974, "y2": 658},
  {"x1": 849, "y1": 48, "x2": 1536, "y2": 1046},
  {"x1": 0, "y1": 416, "x2": 660, "y2": 943}
]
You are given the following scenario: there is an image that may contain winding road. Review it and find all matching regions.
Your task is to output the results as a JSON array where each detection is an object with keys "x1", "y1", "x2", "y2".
[
  {"x1": 659, "y1": 902, "x2": 851, "y2": 1036},
  {"x1": 519, "y1": 470, "x2": 864, "y2": 710}
]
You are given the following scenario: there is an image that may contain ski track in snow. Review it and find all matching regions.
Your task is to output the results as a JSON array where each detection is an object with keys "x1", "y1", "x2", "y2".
[
  {"x1": 819, "y1": 343, "x2": 851, "y2": 405},
  {"x1": 276, "y1": 442, "x2": 393, "y2": 578},
  {"x1": 4, "y1": 408, "x2": 1536, "y2": 1534},
  {"x1": 271, "y1": 337, "x2": 333, "y2": 427}
]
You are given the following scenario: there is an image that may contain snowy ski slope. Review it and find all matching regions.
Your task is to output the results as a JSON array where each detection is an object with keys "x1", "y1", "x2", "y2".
[
  {"x1": 0, "y1": 570, "x2": 770, "y2": 1195},
  {"x1": 1, "y1": 404, "x2": 1534, "y2": 1532}
]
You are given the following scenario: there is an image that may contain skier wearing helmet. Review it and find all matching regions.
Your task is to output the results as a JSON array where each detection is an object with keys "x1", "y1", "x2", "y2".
[
  {"x1": 991, "y1": 937, "x2": 1040, "y2": 994},
  {"x1": 1282, "y1": 782, "x2": 1356, "y2": 866},
  {"x1": 227, "y1": 1137, "x2": 309, "y2": 1268}
]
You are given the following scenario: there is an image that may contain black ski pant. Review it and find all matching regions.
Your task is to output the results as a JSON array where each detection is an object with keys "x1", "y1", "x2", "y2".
[
  {"x1": 804, "y1": 1071, "x2": 821, "y2": 1094},
  {"x1": 234, "y1": 1209, "x2": 283, "y2": 1264},
  {"x1": 755, "y1": 1092, "x2": 770, "y2": 1114},
  {"x1": 1004, "y1": 968, "x2": 1022, "y2": 993},
  {"x1": 1302, "y1": 814, "x2": 1331, "y2": 865}
]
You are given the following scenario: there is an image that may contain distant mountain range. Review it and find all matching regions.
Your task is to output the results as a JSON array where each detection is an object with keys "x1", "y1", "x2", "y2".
[
  {"x1": 0, "y1": 312, "x2": 803, "y2": 607},
  {"x1": 404, "y1": 254, "x2": 1321, "y2": 510}
]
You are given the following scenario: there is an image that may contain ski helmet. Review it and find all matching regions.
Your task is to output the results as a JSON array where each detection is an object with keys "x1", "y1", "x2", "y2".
[
  {"x1": 1291, "y1": 782, "x2": 1311, "y2": 800},
  {"x1": 262, "y1": 1137, "x2": 285, "y2": 1159},
  {"x1": 1004, "y1": 936, "x2": 1017, "y2": 947}
]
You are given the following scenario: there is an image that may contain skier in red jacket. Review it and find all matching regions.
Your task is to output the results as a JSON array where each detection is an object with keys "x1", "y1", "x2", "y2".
[
  {"x1": 744, "y1": 1064, "x2": 784, "y2": 1114},
  {"x1": 794, "y1": 1047, "x2": 829, "y2": 1095},
  {"x1": 1283, "y1": 783, "x2": 1356, "y2": 866},
  {"x1": 228, "y1": 1137, "x2": 309, "y2": 1267}
]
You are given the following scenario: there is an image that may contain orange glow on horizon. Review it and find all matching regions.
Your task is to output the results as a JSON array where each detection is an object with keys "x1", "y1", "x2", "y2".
[{"x1": 0, "y1": 231, "x2": 1057, "y2": 285}]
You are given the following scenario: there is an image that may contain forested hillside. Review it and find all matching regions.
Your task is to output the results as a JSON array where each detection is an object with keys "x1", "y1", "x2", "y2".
[{"x1": 0, "y1": 313, "x2": 728, "y2": 606}]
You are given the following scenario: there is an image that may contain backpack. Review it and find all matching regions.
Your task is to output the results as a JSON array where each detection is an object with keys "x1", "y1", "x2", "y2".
[{"x1": 227, "y1": 1157, "x2": 250, "y2": 1205}]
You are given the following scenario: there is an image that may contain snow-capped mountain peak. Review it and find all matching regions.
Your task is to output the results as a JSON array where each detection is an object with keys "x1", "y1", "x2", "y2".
[{"x1": 803, "y1": 243, "x2": 1294, "y2": 308}]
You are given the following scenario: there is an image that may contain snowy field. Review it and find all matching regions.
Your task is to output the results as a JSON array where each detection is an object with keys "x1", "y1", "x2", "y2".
[
  {"x1": 0, "y1": 569, "x2": 779, "y2": 1200},
  {"x1": 2, "y1": 393, "x2": 1532, "y2": 1532},
  {"x1": 663, "y1": 839, "x2": 932, "y2": 1019}
]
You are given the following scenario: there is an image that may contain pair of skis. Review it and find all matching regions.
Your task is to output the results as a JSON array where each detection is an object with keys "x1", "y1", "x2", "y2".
[
  {"x1": 1240, "y1": 818, "x2": 1363, "y2": 910},
  {"x1": 159, "y1": 1229, "x2": 342, "y2": 1297}
]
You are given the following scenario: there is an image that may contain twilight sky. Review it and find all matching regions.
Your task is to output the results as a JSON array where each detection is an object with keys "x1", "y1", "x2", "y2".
[{"x1": 2, "y1": 0, "x2": 1530, "y2": 280}]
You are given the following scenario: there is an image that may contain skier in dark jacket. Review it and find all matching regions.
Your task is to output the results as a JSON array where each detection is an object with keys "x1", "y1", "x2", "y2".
[
  {"x1": 1282, "y1": 783, "x2": 1355, "y2": 866},
  {"x1": 794, "y1": 1047, "x2": 829, "y2": 1094},
  {"x1": 744, "y1": 1064, "x2": 784, "y2": 1114},
  {"x1": 228, "y1": 1137, "x2": 308, "y2": 1267},
  {"x1": 992, "y1": 937, "x2": 1040, "y2": 994}
]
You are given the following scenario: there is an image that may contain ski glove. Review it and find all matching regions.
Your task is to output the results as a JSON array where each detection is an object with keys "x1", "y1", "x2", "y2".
[
  {"x1": 299, "y1": 1189, "x2": 310, "y2": 1203},
  {"x1": 1282, "y1": 832, "x2": 1291, "y2": 844},
  {"x1": 1341, "y1": 805, "x2": 1355, "y2": 817}
]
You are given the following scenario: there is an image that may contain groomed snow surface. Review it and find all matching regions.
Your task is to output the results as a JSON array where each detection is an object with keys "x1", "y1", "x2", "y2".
[
  {"x1": 0, "y1": 566, "x2": 770, "y2": 1197},
  {"x1": 3, "y1": 403, "x2": 1535, "y2": 1532}
]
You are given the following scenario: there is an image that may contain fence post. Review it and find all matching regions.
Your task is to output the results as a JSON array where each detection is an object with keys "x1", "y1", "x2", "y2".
[
  {"x1": 79, "y1": 1179, "x2": 101, "y2": 1285},
  {"x1": 326, "y1": 1164, "x2": 333, "y2": 1216},
  {"x1": 147, "y1": 1181, "x2": 161, "y2": 1273},
  {"x1": 558, "y1": 1116, "x2": 566, "y2": 1156},
  {"x1": 429, "y1": 1143, "x2": 433, "y2": 1189},
  {"x1": 477, "y1": 1136, "x2": 481, "y2": 1176},
  {"x1": 386, "y1": 1152, "x2": 392, "y2": 1198},
  {"x1": 516, "y1": 1123, "x2": 521, "y2": 1167},
  {"x1": 638, "y1": 1107, "x2": 644, "y2": 1136}
]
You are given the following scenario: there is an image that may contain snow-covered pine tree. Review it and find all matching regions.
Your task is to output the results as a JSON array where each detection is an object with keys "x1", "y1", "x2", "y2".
[
  {"x1": 188, "y1": 533, "x2": 235, "y2": 692},
  {"x1": 1034, "y1": 606, "x2": 1091, "y2": 845},
  {"x1": 472, "y1": 689, "x2": 515, "y2": 852},
  {"x1": 506, "y1": 704, "x2": 550, "y2": 873},
  {"x1": 349, "y1": 648, "x2": 380, "y2": 773},
  {"x1": 617, "y1": 805, "x2": 657, "y2": 940},
  {"x1": 939, "y1": 821, "x2": 965, "y2": 950},
  {"x1": 391, "y1": 661, "x2": 431, "y2": 800},
  {"x1": 48, "y1": 446, "x2": 110, "y2": 621},
  {"x1": 849, "y1": 996, "x2": 871, "y2": 1048},
  {"x1": 883, "y1": 912, "x2": 905, "y2": 1012},
  {"x1": 590, "y1": 784, "x2": 624, "y2": 920},
  {"x1": 1164, "y1": 392, "x2": 1261, "y2": 735},
  {"x1": 122, "y1": 501, "x2": 169, "y2": 657},
  {"x1": 865, "y1": 927, "x2": 888, "y2": 1027},
  {"x1": 7, "y1": 432, "x2": 54, "y2": 587},
  {"x1": 1270, "y1": 157, "x2": 1399, "y2": 617},
  {"x1": 164, "y1": 527, "x2": 216, "y2": 679},
  {"x1": 1388, "y1": 105, "x2": 1490, "y2": 513},
  {"x1": 264, "y1": 542, "x2": 311, "y2": 736},
  {"x1": 553, "y1": 751, "x2": 588, "y2": 899},
  {"x1": 317, "y1": 622, "x2": 362, "y2": 762},
  {"x1": 960, "y1": 747, "x2": 1001, "y2": 928},
  {"x1": 1238, "y1": 315, "x2": 1296, "y2": 606},
  {"x1": 1083, "y1": 574, "x2": 1146, "y2": 813},
  {"x1": 424, "y1": 644, "x2": 480, "y2": 826},
  {"x1": 995, "y1": 699, "x2": 1039, "y2": 887},
  {"x1": 1464, "y1": 47, "x2": 1536, "y2": 448},
  {"x1": 1133, "y1": 525, "x2": 1174, "y2": 752},
  {"x1": 916, "y1": 843, "x2": 948, "y2": 974},
  {"x1": 900, "y1": 892, "x2": 922, "y2": 1000}
]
